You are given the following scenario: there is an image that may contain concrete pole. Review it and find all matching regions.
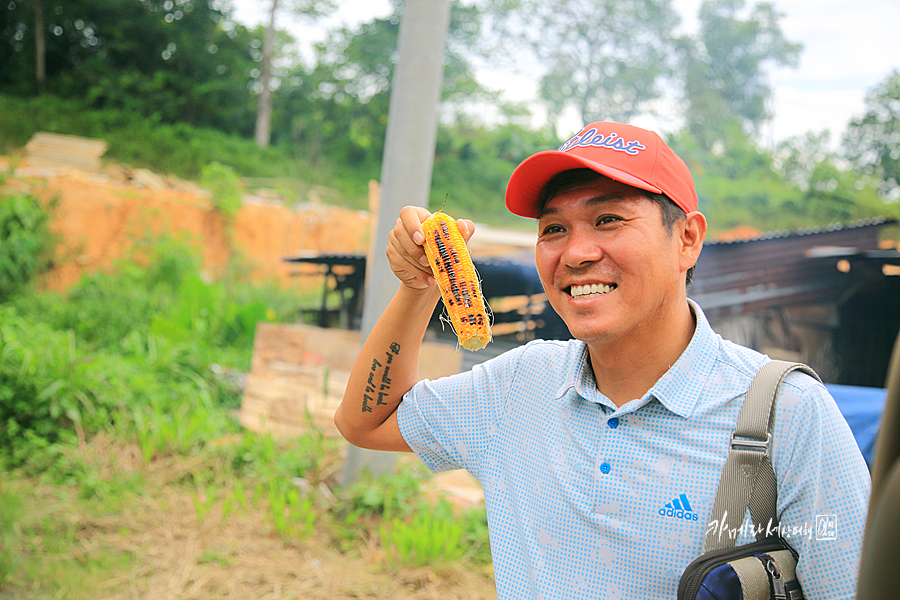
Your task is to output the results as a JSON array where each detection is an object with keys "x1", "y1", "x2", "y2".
[{"x1": 340, "y1": 0, "x2": 452, "y2": 485}]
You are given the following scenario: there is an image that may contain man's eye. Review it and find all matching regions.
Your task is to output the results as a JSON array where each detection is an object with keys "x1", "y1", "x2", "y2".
[
  {"x1": 541, "y1": 224, "x2": 565, "y2": 235},
  {"x1": 597, "y1": 215, "x2": 621, "y2": 226}
]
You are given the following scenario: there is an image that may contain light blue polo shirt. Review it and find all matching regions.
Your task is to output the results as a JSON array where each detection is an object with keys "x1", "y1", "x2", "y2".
[{"x1": 397, "y1": 301, "x2": 870, "y2": 600}]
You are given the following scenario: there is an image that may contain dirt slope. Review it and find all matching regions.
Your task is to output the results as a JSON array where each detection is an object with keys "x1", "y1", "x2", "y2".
[{"x1": 4, "y1": 160, "x2": 371, "y2": 291}]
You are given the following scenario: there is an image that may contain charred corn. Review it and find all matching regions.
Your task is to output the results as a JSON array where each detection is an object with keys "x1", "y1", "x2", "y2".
[{"x1": 421, "y1": 211, "x2": 491, "y2": 351}]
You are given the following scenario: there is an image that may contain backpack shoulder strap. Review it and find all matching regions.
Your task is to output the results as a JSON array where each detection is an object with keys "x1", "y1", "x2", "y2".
[{"x1": 703, "y1": 360, "x2": 822, "y2": 553}]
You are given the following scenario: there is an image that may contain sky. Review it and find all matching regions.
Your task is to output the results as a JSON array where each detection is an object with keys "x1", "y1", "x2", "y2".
[{"x1": 230, "y1": 0, "x2": 900, "y2": 149}]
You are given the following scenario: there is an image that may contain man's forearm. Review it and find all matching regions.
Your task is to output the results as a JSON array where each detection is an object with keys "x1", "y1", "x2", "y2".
[{"x1": 334, "y1": 284, "x2": 441, "y2": 450}]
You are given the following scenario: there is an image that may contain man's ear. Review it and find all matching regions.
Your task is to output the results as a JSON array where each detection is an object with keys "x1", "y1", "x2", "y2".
[{"x1": 678, "y1": 211, "x2": 707, "y2": 272}]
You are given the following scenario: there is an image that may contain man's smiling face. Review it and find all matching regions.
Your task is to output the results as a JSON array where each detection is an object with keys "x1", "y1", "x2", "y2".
[{"x1": 535, "y1": 176, "x2": 690, "y2": 349}]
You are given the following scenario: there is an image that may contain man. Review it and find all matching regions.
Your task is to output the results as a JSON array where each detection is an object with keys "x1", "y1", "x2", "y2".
[{"x1": 334, "y1": 122, "x2": 870, "y2": 599}]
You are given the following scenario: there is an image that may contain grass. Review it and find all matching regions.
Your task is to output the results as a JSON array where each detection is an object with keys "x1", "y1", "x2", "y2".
[
  {"x1": 379, "y1": 499, "x2": 467, "y2": 568},
  {"x1": 0, "y1": 474, "x2": 138, "y2": 599},
  {"x1": 0, "y1": 285, "x2": 494, "y2": 597},
  {"x1": 0, "y1": 428, "x2": 495, "y2": 600},
  {"x1": 0, "y1": 165, "x2": 495, "y2": 599}
]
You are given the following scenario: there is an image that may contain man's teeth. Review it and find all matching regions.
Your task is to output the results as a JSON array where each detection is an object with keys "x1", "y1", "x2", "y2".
[{"x1": 570, "y1": 283, "x2": 615, "y2": 298}]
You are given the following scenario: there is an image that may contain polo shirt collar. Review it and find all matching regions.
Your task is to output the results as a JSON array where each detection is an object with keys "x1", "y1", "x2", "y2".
[
  {"x1": 564, "y1": 299, "x2": 719, "y2": 418},
  {"x1": 646, "y1": 299, "x2": 718, "y2": 418}
]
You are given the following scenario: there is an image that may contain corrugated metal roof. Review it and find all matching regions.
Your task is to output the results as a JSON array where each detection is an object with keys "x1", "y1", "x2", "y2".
[
  {"x1": 707, "y1": 217, "x2": 897, "y2": 245},
  {"x1": 691, "y1": 217, "x2": 900, "y2": 314}
]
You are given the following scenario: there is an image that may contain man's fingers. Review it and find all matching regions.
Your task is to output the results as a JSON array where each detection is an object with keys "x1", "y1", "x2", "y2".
[
  {"x1": 457, "y1": 218, "x2": 475, "y2": 243},
  {"x1": 387, "y1": 210, "x2": 436, "y2": 289},
  {"x1": 396, "y1": 206, "x2": 432, "y2": 265},
  {"x1": 385, "y1": 207, "x2": 474, "y2": 290}
]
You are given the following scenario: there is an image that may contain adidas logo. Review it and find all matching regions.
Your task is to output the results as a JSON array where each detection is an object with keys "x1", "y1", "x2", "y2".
[{"x1": 658, "y1": 493, "x2": 699, "y2": 521}]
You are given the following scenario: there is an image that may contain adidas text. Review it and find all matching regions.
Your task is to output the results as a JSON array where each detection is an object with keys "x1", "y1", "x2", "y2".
[
  {"x1": 659, "y1": 507, "x2": 699, "y2": 521},
  {"x1": 660, "y1": 493, "x2": 699, "y2": 521}
]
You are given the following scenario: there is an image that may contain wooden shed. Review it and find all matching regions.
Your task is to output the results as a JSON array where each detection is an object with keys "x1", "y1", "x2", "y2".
[{"x1": 690, "y1": 217, "x2": 900, "y2": 387}]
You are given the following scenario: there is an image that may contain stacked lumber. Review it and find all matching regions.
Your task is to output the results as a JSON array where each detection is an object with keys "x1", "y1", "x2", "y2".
[
  {"x1": 24, "y1": 132, "x2": 108, "y2": 172},
  {"x1": 239, "y1": 322, "x2": 463, "y2": 437}
]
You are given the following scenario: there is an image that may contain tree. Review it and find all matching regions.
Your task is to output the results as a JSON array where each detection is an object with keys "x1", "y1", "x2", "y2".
[
  {"x1": 277, "y1": 0, "x2": 490, "y2": 169},
  {"x1": 32, "y1": 0, "x2": 45, "y2": 91},
  {"x1": 680, "y1": 0, "x2": 801, "y2": 149},
  {"x1": 843, "y1": 69, "x2": 900, "y2": 201},
  {"x1": 254, "y1": 0, "x2": 336, "y2": 147},
  {"x1": 0, "y1": 0, "x2": 261, "y2": 133},
  {"x1": 1, "y1": 0, "x2": 82, "y2": 95},
  {"x1": 773, "y1": 129, "x2": 834, "y2": 191},
  {"x1": 500, "y1": 0, "x2": 678, "y2": 126}
]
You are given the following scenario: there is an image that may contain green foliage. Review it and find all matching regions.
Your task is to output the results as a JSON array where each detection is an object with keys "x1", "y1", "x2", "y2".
[
  {"x1": 507, "y1": 0, "x2": 678, "y2": 123},
  {"x1": 222, "y1": 430, "x2": 334, "y2": 482},
  {"x1": 149, "y1": 273, "x2": 268, "y2": 348},
  {"x1": 773, "y1": 129, "x2": 835, "y2": 189},
  {"x1": 0, "y1": 94, "x2": 306, "y2": 183},
  {"x1": 430, "y1": 120, "x2": 561, "y2": 224},
  {"x1": 668, "y1": 126, "x2": 900, "y2": 234},
  {"x1": 0, "y1": 231, "x2": 302, "y2": 470},
  {"x1": 681, "y1": 0, "x2": 801, "y2": 145},
  {"x1": 25, "y1": 236, "x2": 197, "y2": 349},
  {"x1": 379, "y1": 498, "x2": 466, "y2": 567},
  {"x1": 844, "y1": 69, "x2": 900, "y2": 200},
  {"x1": 0, "y1": 193, "x2": 56, "y2": 301},
  {"x1": 0, "y1": 480, "x2": 136, "y2": 597},
  {"x1": 189, "y1": 480, "x2": 219, "y2": 525},
  {"x1": 0, "y1": 300, "x2": 237, "y2": 469},
  {"x1": 3, "y1": 0, "x2": 259, "y2": 134},
  {"x1": 334, "y1": 464, "x2": 492, "y2": 567},
  {"x1": 201, "y1": 161, "x2": 243, "y2": 219},
  {"x1": 15, "y1": 235, "x2": 279, "y2": 357},
  {"x1": 0, "y1": 485, "x2": 23, "y2": 584},
  {"x1": 264, "y1": 479, "x2": 317, "y2": 540},
  {"x1": 132, "y1": 389, "x2": 228, "y2": 465},
  {"x1": 0, "y1": 308, "x2": 86, "y2": 466},
  {"x1": 337, "y1": 463, "x2": 431, "y2": 522}
]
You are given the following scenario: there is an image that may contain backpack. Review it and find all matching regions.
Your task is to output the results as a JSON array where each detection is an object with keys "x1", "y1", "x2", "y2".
[{"x1": 678, "y1": 360, "x2": 821, "y2": 600}]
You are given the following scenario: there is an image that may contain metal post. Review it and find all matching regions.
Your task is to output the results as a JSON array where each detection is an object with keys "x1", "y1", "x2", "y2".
[{"x1": 340, "y1": 0, "x2": 452, "y2": 485}]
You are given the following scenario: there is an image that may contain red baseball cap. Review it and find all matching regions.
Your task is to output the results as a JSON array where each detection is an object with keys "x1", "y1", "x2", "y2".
[{"x1": 505, "y1": 122, "x2": 699, "y2": 218}]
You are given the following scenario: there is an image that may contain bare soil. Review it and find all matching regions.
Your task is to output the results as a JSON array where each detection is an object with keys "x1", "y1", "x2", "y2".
[{"x1": 4, "y1": 160, "x2": 371, "y2": 291}]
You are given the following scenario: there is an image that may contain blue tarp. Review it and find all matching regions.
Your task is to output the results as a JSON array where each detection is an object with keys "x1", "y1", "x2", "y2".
[{"x1": 826, "y1": 384, "x2": 888, "y2": 468}]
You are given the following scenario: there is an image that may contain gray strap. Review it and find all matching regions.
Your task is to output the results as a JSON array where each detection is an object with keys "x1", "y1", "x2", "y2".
[
  {"x1": 730, "y1": 555, "x2": 771, "y2": 600},
  {"x1": 704, "y1": 360, "x2": 821, "y2": 552},
  {"x1": 769, "y1": 549, "x2": 799, "y2": 580}
]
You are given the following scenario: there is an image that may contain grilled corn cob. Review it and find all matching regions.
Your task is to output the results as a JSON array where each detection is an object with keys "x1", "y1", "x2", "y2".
[{"x1": 421, "y1": 211, "x2": 491, "y2": 351}]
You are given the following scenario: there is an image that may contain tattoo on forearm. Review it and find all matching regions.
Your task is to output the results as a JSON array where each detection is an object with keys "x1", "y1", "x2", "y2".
[{"x1": 362, "y1": 343, "x2": 401, "y2": 413}]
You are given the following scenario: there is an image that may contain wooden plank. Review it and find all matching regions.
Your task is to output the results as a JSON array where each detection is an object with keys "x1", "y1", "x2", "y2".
[
  {"x1": 26, "y1": 132, "x2": 108, "y2": 154},
  {"x1": 23, "y1": 132, "x2": 108, "y2": 173}
]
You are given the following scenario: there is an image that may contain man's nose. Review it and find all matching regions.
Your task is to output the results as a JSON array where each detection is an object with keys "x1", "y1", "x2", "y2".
[{"x1": 561, "y1": 227, "x2": 603, "y2": 268}]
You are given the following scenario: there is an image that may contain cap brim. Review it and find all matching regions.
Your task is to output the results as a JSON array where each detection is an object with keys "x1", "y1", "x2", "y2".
[{"x1": 505, "y1": 150, "x2": 663, "y2": 218}]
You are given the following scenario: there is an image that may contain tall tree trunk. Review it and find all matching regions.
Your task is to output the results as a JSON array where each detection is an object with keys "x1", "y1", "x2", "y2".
[
  {"x1": 254, "y1": 0, "x2": 278, "y2": 148},
  {"x1": 33, "y1": 0, "x2": 46, "y2": 92}
]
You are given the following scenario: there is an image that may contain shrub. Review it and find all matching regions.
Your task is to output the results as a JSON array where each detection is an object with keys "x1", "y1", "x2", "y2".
[
  {"x1": 0, "y1": 193, "x2": 56, "y2": 300},
  {"x1": 200, "y1": 161, "x2": 243, "y2": 220}
]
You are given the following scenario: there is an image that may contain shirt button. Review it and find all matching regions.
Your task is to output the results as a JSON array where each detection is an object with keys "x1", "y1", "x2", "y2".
[
  {"x1": 608, "y1": 417, "x2": 620, "y2": 429},
  {"x1": 599, "y1": 462, "x2": 612, "y2": 474}
]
